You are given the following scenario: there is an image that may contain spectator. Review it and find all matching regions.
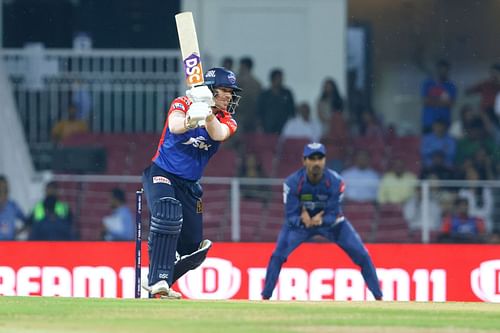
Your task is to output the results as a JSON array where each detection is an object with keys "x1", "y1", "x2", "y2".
[
  {"x1": 236, "y1": 57, "x2": 262, "y2": 134},
  {"x1": 71, "y1": 80, "x2": 92, "y2": 120},
  {"x1": 439, "y1": 197, "x2": 486, "y2": 243},
  {"x1": 466, "y1": 63, "x2": 500, "y2": 126},
  {"x1": 280, "y1": 102, "x2": 322, "y2": 142},
  {"x1": 377, "y1": 158, "x2": 417, "y2": 204},
  {"x1": 257, "y1": 68, "x2": 295, "y2": 134},
  {"x1": 449, "y1": 104, "x2": 477, "y2": 140},
  {"x1": 28, "y1": 181, "x2": 75, "y2": 240},
  {"x1": 51, "y1": 104, "x2": 89, "y2": 144},
  {"x1": 421, "y1": 59, "x2": 457, "y2": 133},
  {"x1": 420, "y1": 151, "x2": 455, "y2": 180},
  {"x1": 102, "y1": 188, "x2": 134, "y2": 241},
  {"x1": 221, "y1": 56, "x2": 234, "y2": 71},
  {"x1": 359, "y1": 109, "x2": 385, "y2": 140},
  {"x1": 0, "y1": 175, "x2": 27, "y2": 240},
  {"x1": 316, "y1": 78, "x2": 344, "y2": 136},
  {"x1": 341, "y1": 150, "x2": 380, "y2": 202},
  {"x1": 455, "y1": 116, "x2": 498, "y2": 165},
  {"x1": 403, "y1": 185, "x2": 442, "y2": 232},
  {"x1": 457, "y1": 166, "x2": 494, "y2": 232},
  {"x1": 238, "y1": 152, "x2": 271, "y2": 205},
  {"x1": 421, "y1": 119, "x2": 456, "y2": 167}
]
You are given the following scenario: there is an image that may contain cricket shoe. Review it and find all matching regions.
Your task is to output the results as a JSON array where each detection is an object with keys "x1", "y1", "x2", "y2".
[{"x1": 141, "y1": 280, "x2": 182, "y2": 300}]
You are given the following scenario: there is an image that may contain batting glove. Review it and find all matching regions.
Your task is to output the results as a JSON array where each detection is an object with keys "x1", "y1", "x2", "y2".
[
  {"x1": 186, "y1": 102, "x2": 211, "y2": 129},
  {"x1": 186, "y1": 85, "x2": 214, "y2": 106}
]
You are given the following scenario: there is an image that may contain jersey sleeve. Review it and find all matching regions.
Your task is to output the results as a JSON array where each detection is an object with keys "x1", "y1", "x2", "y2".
[
  {"x1": 321, "y1": 177, "x2": 344, "y2": 226},
  {"x1": 283, "y1": 177, "x2": 302, "y2": 227},
  {"x1": 217, "y1": 111, "x2": 238, "y2": 136},
  {"x1": 168, "y1": 96, "x2": 190, "y2": 116}
]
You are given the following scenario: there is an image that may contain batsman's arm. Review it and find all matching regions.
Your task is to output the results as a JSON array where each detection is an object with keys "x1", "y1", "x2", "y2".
[
  {"x1": 169, "y1": 110, "x2": 191, "y2": 134},
  {"x1": 205, "y1": 114, "x2": 230, "y2": 141}
]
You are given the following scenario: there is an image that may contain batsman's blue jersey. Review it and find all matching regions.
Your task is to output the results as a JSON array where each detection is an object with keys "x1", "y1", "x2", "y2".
[
  {"x1": 152, "y1": 96, "x2": 237, "y2": 181},
  {"x1": 284, "y1": 167, "x2": 345, "y2": 228}
]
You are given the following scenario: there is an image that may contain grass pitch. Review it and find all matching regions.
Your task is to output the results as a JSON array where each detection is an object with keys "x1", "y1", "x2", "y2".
[{"x1": 0, "y1": 297, "x2": 499, "y2": 333}]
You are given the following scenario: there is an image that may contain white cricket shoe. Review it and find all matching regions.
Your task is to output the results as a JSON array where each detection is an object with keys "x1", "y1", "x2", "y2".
[{"x1": 142, "y1": 280, "x2": 182, "y2": 300}]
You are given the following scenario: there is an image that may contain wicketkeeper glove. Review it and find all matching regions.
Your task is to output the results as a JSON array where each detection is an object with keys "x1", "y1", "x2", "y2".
[
  {"x1": 186, "y1": 102, "x2": 211, "y2": 129},
  {"x1": 186, "y1": 85, "x2": 214, "y2": 106}
]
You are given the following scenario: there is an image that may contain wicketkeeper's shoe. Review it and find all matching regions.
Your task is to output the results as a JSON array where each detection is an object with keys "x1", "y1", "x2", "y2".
[{"x1": 141, "y1": 280, "x2": 182, "y2": 300}]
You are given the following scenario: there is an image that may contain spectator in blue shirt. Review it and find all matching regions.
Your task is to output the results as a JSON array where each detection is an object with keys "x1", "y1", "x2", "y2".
[
  {"x1": 421, "y1": 59, "x2": 457, "y2": 133},
  {"x1": 102, "y1": 188, "x2": 134, "y2": 241},
  {"x1": 421, "y1": 119, "x2": 456, "y2": 167},
  {"x1": 0, "y1": 175, "x2": 26, "y2": 240}
]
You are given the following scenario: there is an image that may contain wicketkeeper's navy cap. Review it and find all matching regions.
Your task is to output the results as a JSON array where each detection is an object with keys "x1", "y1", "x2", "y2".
[{"x1": 303, "y1": 142, "x2": 326, "y2": 158}]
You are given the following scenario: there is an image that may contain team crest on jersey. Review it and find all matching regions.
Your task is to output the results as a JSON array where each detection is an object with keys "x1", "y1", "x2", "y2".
[
  {"x1": 152, "y1": 176, "x2": 171, "y2": 185},
  {"x1": 182, "y1": 136, "x2": 211, "y2": 151}
]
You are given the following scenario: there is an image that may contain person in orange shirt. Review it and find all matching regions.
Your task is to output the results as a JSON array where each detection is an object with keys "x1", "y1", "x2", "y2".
[{"x1": 51, "y1": 104, "x2": 89, "y2": 144}]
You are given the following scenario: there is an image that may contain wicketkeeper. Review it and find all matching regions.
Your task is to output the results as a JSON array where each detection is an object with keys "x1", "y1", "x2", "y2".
[{"x1": 142, "y1": 67, "x2": 241, "y2": 299}]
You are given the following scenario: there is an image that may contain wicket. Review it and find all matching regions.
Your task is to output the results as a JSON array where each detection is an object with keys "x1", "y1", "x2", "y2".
[{"x1": 134, "y1": 189, "x2": 143, "y2": 298}]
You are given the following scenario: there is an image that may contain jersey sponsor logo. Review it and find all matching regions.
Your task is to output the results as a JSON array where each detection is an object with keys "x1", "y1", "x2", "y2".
[
  {"x1": 182, "y1": 136, "x2": 211, "y2": 151},
  {"x1": 153, "y1": 176, "x2": 171, "y2": 185}
]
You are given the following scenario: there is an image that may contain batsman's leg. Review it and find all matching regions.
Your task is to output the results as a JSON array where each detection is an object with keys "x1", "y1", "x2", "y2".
[
  {"x1": 146, "y1": 197, "x2": 183, "y2": 297},
  {"x1": 333, "y1": 220, "x2": 383, "y2": 300}
]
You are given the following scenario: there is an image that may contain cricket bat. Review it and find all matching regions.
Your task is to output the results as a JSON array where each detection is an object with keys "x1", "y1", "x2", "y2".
[{"x1": 175, "y1": 12, "x2": 204, "y2": 87}]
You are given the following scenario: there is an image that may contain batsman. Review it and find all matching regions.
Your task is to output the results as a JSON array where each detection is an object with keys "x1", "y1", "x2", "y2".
[
  {"x1": 261, "y1": 143, "x2": 383, "y2": 300},
  {"x1": 141, "y1": 67, "x2": 241, "y2": 298}
]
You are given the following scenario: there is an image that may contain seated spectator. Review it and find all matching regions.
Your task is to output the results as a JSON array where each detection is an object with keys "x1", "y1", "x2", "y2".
[
  {"x1": 359, "y1": 109, "x2": 385, "y2": 141},
  {"x1": 455, "y1": 116, "x2": 499, "y2": 165},
  {"x1": 51, "y1": 104, "x2": 89, "y2": 144},
  {"x1": 0, "y1": 175, "x2": 27, "y2": 240},
  {"x1": 473, "y1": 145, "x2": 496, "y2": 180},
  {"x1": 449, "y1": 104, "x2": 477, "y2": 140},
  {"x1": 403, "y1": 186, "x2": 442, "y2": 232},
  {"x1": 421, "y1": 119, "x2": 456, "y2": 167},
  {"x1": 28, "y1": 181, "x2": 75, "y2": 240},
  {"x1": 377, "y1": 158, "x2": 417, "y2": 204},
  {"x1": 457, "y1": 166, "x2": 494, "y2": 233},
  {"x1": 238, "y1": 152, "x2": 271, "y2": 205},
  {"x1": 420, "y1": 150, "x2": 455, "y2": 180},
  {"x1": 341, "y1": 150, "x2": 380, "y2": 202},
  {"x1": 438, "y1": 197, "x2": 486, "y2": 243},
  {"x1": 102, "y1": 188, "x2": 134, "y2": 241},
  {"x1": 280, "y1": 102, "x2": 322, "y2": 142}
]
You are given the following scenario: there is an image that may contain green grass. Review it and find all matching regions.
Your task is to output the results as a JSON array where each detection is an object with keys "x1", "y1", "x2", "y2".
[{"x1": 0, "y1": 297, "x2": 499, "y2": 333}]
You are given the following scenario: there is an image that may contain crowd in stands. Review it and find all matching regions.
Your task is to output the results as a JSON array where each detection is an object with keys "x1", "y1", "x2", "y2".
[{"x1": 2, "y1": 56, "x2": 500, "y2": 243}]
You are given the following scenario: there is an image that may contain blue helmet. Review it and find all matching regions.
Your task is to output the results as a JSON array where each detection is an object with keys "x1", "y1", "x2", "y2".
[
  {"x1": 204, "y1": 67, "x2": 242, "y2": 113},
  {"x1": 204, "y1": 67, "x2": 242, "y2": 91}
]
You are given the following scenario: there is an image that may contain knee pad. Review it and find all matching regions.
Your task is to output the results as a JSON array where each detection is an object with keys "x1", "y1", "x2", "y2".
[{"x1": 150, "y1": 197, "x2": 183, "y2": 235}]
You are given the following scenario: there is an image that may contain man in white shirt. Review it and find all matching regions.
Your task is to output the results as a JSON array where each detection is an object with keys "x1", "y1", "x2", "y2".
[
  {"x1": 341, "y1": 150, "x2": 380, "y2": 202},
  {"x1": 280, "y1": 102, "x2": 322, "y2": 142}
]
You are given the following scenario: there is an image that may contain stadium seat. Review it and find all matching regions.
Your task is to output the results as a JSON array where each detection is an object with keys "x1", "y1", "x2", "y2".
[
  {"x1": 374, "y1": 203, "x2": 410, "y2": 243},
  {"x1": 343, "y1": 201, "x2": 377, "y2": 242}
]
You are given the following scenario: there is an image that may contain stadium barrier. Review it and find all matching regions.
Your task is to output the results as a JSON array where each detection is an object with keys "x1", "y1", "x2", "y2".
[{"x1": 1, "y1": 242, "x2": 499, "y2": 302}]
